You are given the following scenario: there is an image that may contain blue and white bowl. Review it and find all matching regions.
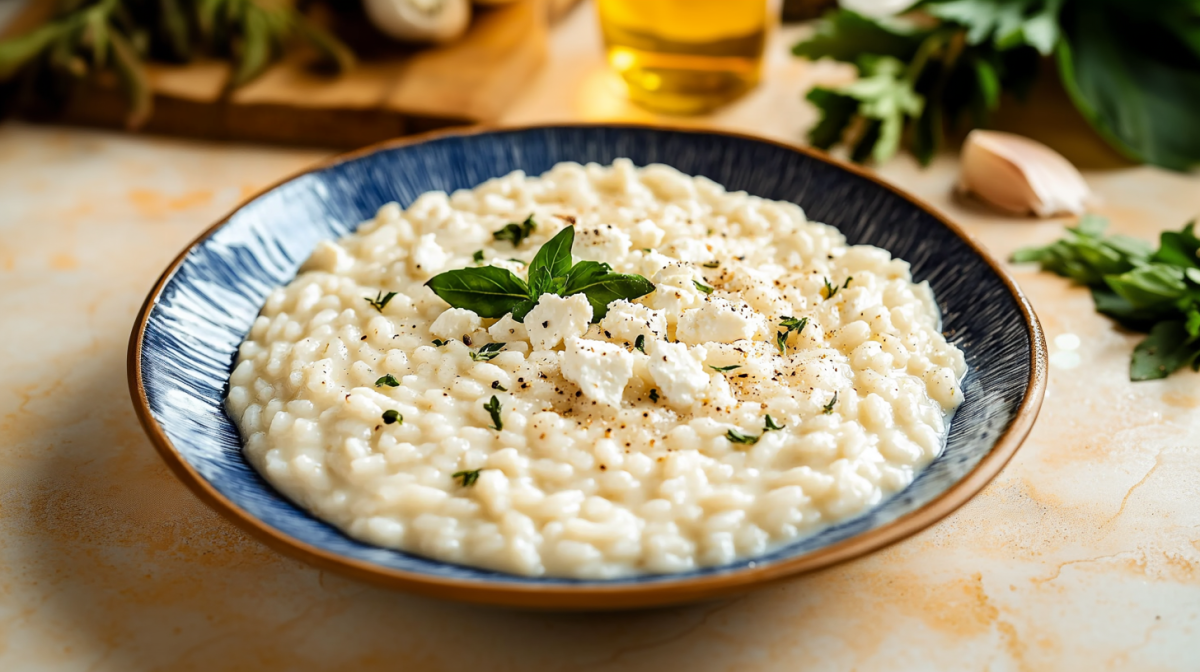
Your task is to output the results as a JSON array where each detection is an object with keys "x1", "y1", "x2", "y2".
[{"x1": 129, "y1": 124, "x2": 1046, "y2": 609}]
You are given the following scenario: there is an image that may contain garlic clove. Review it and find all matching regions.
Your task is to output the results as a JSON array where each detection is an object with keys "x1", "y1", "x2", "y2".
[
  {"x1": 365, "y1": 0, "x2": 472, "y2": 44},
  {"x1": 959, "y1": 130, "x2": 1091, "y2": 217}
]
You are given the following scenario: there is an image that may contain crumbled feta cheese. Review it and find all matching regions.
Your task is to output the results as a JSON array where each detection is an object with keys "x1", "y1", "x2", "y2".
[
  {"x1": 430, "y1": 308, "x2": 482, "y2": 341},
  {"x1": 676, "y1": 297, "x2": 764, "y2": 345},
  {"x1": 410, "y1": 233, "x2": 449, "y2": 278},
  {"x1": 573, "y1": 224, "x2": 631, "y2": 264},
  {"x1": 488, "y1": 313, "x2": 528, "y2": 342},
  {"x1": 597, "y1": 300, "x2": 667, "y2": 346},
  {"x1": 561, "y1": 338, "x2": 634, "y2": 408},
  {"x1": 630, "y1": 219, "x2": 665, "y2": 249},
  {"x1": 302, "y1": 240, "x2": 355, "y2": 273},
  {"x1": 525, "y1": 293, "x2": 593, "y2": 351},
  {"x1": 646, "y1": 339, "x2": 710, "y2": 408}
]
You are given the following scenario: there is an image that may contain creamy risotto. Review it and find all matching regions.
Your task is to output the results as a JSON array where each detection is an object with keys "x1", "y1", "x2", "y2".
[{"x1": 226, "y1": 160, "x2": 966, "y2": 578}]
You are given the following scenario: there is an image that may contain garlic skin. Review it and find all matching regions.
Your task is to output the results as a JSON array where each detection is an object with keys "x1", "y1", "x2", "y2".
[
  {"x1": 959, "y1": 130, "x2": 1091, "y2": 217},
  {"x1": 365, "y1": 0, "x2": 471, "y2": 44}
]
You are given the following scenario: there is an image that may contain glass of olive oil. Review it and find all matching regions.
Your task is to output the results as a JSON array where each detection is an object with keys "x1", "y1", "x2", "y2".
[{"x1": 597, "y1": 0, "x2": 774, "y2": 115}]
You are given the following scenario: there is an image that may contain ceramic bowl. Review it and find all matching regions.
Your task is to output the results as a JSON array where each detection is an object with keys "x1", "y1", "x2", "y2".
[{"x1": 129, "y1": 124, "x2": 1046, "y2": 609}]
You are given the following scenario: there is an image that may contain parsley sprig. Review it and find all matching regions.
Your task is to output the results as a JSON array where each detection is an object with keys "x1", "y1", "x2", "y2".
[
  {"x1": 1014, "y1": 215, "x2": 1200, "y2": 380},
  {"x1": 426, "y1": 225, "x2": 655, "y2": 323}
]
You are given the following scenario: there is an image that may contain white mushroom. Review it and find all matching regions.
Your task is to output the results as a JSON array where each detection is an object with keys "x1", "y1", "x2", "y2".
[{"x1": 364, "y1": 0, "x2": 472, "y2": 44}]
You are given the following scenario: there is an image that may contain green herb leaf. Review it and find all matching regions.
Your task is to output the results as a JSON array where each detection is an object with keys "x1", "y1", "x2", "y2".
[
  {"x1": 764, "y1": 415, "x2": 786, "y2": 432},
  {"x1": 648, "y1": 388, "x2": 659, "y2": 403},
  {"x1": 375, "y1": 374, "x2": 400, "y2": 387},
  {"x1": 472, "y1": 250, "x2": 485, "y2": 264},
  {"x1": 1011, "y1": 215, "x2": 1151, "y2": 286},
  {"x1": 470, "y1": 342, "x2": 506, "y2": 362},
  {"x1": 484, "y1": 395, "x2": 503, "y2": 431},
  {"x1": 1131, "y1": 320, "x2": 1200, "y2": 380},
  {"x1": 563, "y1": 261, "x2": 656, "y2": 321},
  {"x1": 806, "y1": 88, "x2": 860, "y2": 151},
  {"x1": 775, "y1": 330, "x2": 789, "y2": 356},
  {"x1": 709, "y1": 364, "x2": 742, "y2": 372},
  {"x1": 780, "y1": 316, "x2": 808, "y2": 333},
  {"x1": 529, "y1": 225, "x2": 575, "y2": 281},
  {"x1": 823, "y1": 391, "x2": 839, "y2": 415},
  {"x1": 493, "y1": 215, "x2": 537, "y2": 247},
  {"x1": 702, "y1": 260, "x2": 721, "y2": 269},
  {"x1": 453, "y1": 469, "x2": 481, "y2": 487},
  {"x1": 426, "y1": 267, "x2": 530, "y2": 318},
  {"x1": 491, "y1": 380, "x2": 507, "y2": 392},
  {"x1": 634, "y1": 334, "x2": 646, "y2": 353},
  {"x1": 792, "y1": 9, "x2": 927, "y2": 62},
  {"x1": 823, "y1": 277, "x2": 839, "y2": 300},
  {"x1": 432, "y1": 339, "x2": 448, "y2": 347},
  {"x1": 364, "y1": 291, "x2": 398, "y2": 313},
  {"x1": 693, "y1": 280, "x2": 714, "y2": 295},
  {"x1": 382, "y1": 409, "x2": 402, "y2": 425},
  {"x1": 726, "y1": 429, "x2": 760, "y2": 445}
]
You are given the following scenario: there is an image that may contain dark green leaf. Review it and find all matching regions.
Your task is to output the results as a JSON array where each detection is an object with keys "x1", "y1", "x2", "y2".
[
  {"x1": 382, "y1": 409, "x2": 402, "y2": 425},
  {"x1": 805, "y1": 88, "x2": 858, "y2": 150},
  {"x1": 1104, "y1": 264, "x2": 1188, "y2": 308},
  {"x1": 426, "y1": 267, "x2": 530, "y2": 318},
  {"x1": 823, "y1": 391, "x2": 839, "y2": 414},
  {"x1": 231, "y1": 6, "x2": 273, "y2": 87},
  {"x1": 0, "y1": 23, "x2": 68, "y2": 80},
  {"x1": 648, "y1": 388, "x2": 659, "y2": 403},
  {"x1": 563, "y1": 261, "x2": 656, "y2": 321},
  {"x1": 469, "y1": 342, "x2": 506, "y2": 362},
  {"x1": 159, "y1": 0, "x2": 192, "y2": 60},
  {"x1": 692, "y1": 280, "x2": 714, "y2": 295},
  {"x1": 493, "y1": 215, "x2": 537, "y2": 247},
  {"x1": 364, "y1": 290, "x2": 397, "y2": 312},
  {"x1": 1131, "y1": 320, "x2": 1200, "y2": 380},
  {"x1": 491, "y1": 380, "x2": 507, "y2": 391},
  {"x1": 509, "y1": 298, "x2": 538, "y2": 323},
  {"x1": 432, "y1": 339, "x2": 448, "y2": 347},
  {"x1": 375, "y1": 374, "x2": 399, "y2": 387},
  {"x1": 764, "y1": 415, "x2": 786, "y2": 431},
  {"x1": 710, "y1": 364, "x2": 742, "y2": 372},
  {"x1": 108, "y1": 28, "x2": 152, "y2": 128},
  {"x1": 472, "y1": 250, "x2": 485, "y2": 264},
  {"x1": 453, "y1": 469, "x2": 481, "y2": 487},
  {"x1": 634, "y1": 334, "x2": 646, "y2": 353},
  {"x1": 792, "y1": 9, "x2": 928, "y2": 62},
  {"x1": 726, "y1": 429, "x2": 760, "y2": 445},
  {"x1": 484, "y1": 395, "x2": 503, "y2": 431},
  {"x1": 1057, "y1": 5, "x2": 1200, "y2": 170},
  {"x1": 775, "y1": 330, "x2": 789, "y2": 355},
  {"x1": 1151, "y1": 221, "x2": 1200, "y2": 269},
  {"x1": 529, "y1": 225, "x2": 575, "y2": 281}
]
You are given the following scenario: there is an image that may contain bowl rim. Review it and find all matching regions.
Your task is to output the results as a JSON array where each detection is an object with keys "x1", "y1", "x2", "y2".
[{"x1": 128, "y1": 122, "x2": 1047, "y2": 609}]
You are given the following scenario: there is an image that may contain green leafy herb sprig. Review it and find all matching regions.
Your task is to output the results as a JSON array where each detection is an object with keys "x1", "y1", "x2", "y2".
[
  {"x1": 794, "y1": 1, "x2": 1200, "y2": 170},
  {"x1": 426, "y1": 224, "x2": 656, "y2": 323},
  {"x1": 1013, "y1": 215, "x2": 1200, "y2": 380},
  {"x1": 0, "y1": 0, "x2": 354, "y2": 128}
]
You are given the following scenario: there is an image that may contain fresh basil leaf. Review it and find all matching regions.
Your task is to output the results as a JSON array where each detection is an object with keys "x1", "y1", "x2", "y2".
[
  {"x1": 1090, "y1": 287, "x2": 1172, "y2": 330},
  {"x1": 1057, "y1": 5, "x2": 1200, "y2": 170},
  {"x1": 792, "y1": 9, "x2": 927, "y2": 62},
  {"x1": 562, "y1": 261, "x2": 655, "y2": 321},
  {"x1": 1131, "y1": 320, "x2": 1200, "y2": 380},
  {"x1": 493, "y1": 215, "x2": 537, "y2": 247},
  {"x1": 426, "y1": 266, "x2": 530, "y2": 318},
  {"x1": 806, "y1": 88, "x2": 859, "y2": 150},
  {"x1": 1151, "y1": 221, "x2": 1200, "y2": 269},
  {"x1": 1104, "y1": 264, "x2": 1188, "y2": 308},
  {"x1": 510, "y1": 298, "x2": 538, "y2": 323},
  {"x1": 1186, "y1": 307, "x2": 1200, "y2": 338},
  {"x1": 529, "y1": 225, "x2": 575, "y2": 281}
]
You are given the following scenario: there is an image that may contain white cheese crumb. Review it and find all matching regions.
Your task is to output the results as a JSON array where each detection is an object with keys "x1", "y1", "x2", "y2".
[
  {"x1": 676, "y1": 298, "x2": 763, "y2": 345},
  {"x1": 411, "y1": 233, "x2": 449, "y2": 278},
  {"x1": 430, "y1": 308, "x2": 482, "y2": 341},
  {"x1": 487, "y1": 313, "x2": 528, "y2": 342},
  {"x1": 597, "y1": 300, "x2": 667, "y2": 346},
  {"x1": 562, "y1": 338, "x2": 634, "y2": 408},
  {"x1": 302, "y1": 240, "x2": 355, "y2": 273},
  {"x1": 525, "y1": 293, "x2": 593, "y2": 351},
  {"x1": 646, "y1": 339, "x2": 710, "y2": 409}
]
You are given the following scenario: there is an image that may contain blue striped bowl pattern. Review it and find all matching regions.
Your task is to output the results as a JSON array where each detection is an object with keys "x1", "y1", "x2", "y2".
[{"x1": 130, "y1": 125, "x2": 1045, "y2": 608}]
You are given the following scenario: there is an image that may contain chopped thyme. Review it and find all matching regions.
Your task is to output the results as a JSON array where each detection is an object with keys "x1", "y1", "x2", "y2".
[
  {"x1": 375, "y1": 374, "x2": 400, "y2": 387},
  {"x1": 709, "y1": 364, "x2": 742, "y2": 372},
  {"x1": 642, "y1": 248, "x2": 653, "y2": 253},
  {"x1": 472, "y1": 250, "x2": 485, "y2": 264},
  {"x1": 493, "y1": 215, "x2": 536, "y2": 247},
  {"x1": 634, "y1": 334, "x2": 646, "y2": 353},
  {"x1": 648, "y1": 388, "x2": 659, "y2": 403},
  {"x1": 431, "y1": 339, "x2": 448, "y2": 347},
  {"x1": 764, "y1": 414, "x2": 785, "y2": 431},
  {"x1": 843, "y1": 276, "x2": 854, "y2": 289},
  {"x1": 382, "y1": 409, "x2": 402, "y2": 425},
  {"x1": 693, "y1": 280, "x2": 714, "y2": 295},
  {"x1": 364, "y1": 290, "x2": 397, "y2": 312},
  {"x1": 469, "y1": 342, "x2": 505, "y2": 362},
  {"x1": 726, "y1": 429, "x2": 759, "y2": 445},
  {"x1": 823, "y1": 277, "x2": 838, "y2": 300},
  {"x1": 484, "y1": 395, "x2": 503, "y2": 430},
  {"x1": 702, "y1": 260, "x2": 720, "y2": 268},
  {"x1": 491, "y1": 380, "x2": 507, "y2": 391},
  {"x1": 823, "y1": 392, "x2": 839, "y2": 415},
  {"x1": 775, "y1": 316, "x2": 808, "y2": 355},
  {"x1": 452, "y1": 469, "x2": 481, "y2": 487},
  {"x1": 775, "y1": 330, "x2": 789, "y2": 356}
]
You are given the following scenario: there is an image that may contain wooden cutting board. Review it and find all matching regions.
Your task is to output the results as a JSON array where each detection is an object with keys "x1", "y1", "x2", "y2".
[{"x1": 7, "y1": 0, "x2": 580, "y2": 148}]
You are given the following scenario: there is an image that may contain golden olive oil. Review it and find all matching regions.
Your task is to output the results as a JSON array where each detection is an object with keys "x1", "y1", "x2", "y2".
[{"x1": 597, "y1": 0, "x2": 772, "y2": 114}]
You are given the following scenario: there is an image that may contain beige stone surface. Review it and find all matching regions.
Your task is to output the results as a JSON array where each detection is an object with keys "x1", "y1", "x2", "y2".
[{"x1": 1, "y1": 5, "x2": 1198, "y2": 670}]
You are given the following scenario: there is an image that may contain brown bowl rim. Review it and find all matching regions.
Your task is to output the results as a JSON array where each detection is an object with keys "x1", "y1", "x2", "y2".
[{"x1": 128, "y1": 122, "x2": 1047, "y2": 610}]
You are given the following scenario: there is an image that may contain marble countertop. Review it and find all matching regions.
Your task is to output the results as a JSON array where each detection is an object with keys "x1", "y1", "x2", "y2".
[{"x1": 2, "y1": 5, "x2": 1198, "y2": 671}]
